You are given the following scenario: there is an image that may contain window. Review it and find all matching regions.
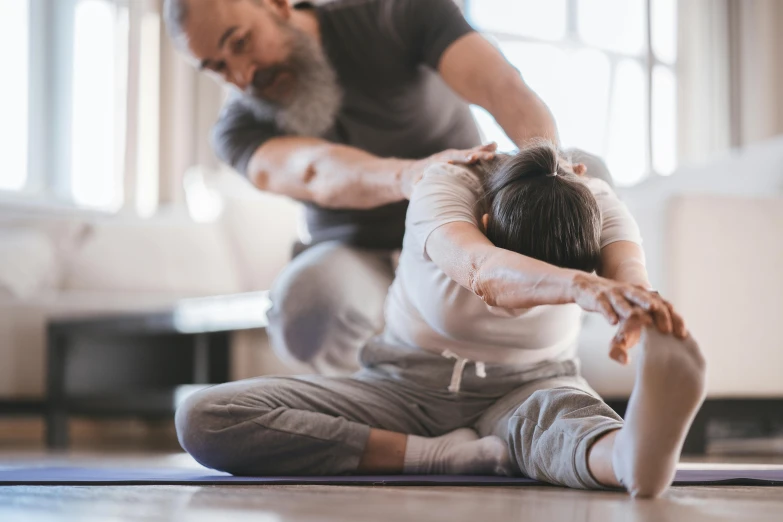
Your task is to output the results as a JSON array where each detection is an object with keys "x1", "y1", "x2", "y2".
[
  {"x1": 465, "y1": 0, "x2": 678, "y2": 186},
  {"x1": 70, "y1": 0, "x2": 129, "y2": 210},
  {"x1": 0, "y1": 0, "x2": 160, "y2": 213},
  {"x1": 0, "y1": 0, "x2": 30, "y2": 192}
]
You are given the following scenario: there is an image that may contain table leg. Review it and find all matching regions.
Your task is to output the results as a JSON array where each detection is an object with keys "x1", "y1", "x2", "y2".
[
  {"x1": 46, "y1": 330, "x2": 69, "y2": 449},
  {"x1": 207, "y1": 331, "x2": 231, "y2": 383},
  {"x1": 193, "y1": 334, "x2": 210, "y2": 384}
]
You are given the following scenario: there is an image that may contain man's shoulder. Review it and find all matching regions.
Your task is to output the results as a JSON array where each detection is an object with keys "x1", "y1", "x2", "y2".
[
  {"x1": 314, "y1": 0, "x2": 388, "y2": 23},
  {"x1": 584, "y1": 177, "x2": 616, "y2": 197}
]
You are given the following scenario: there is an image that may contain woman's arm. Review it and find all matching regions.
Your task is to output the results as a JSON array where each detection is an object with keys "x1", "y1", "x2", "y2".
[
  {"x1": 597, "y1": 243, "x2": 688, "y2": 363},
  {"x1": 425, "y1": 221, "x2": 664, "y2": 326},
  {"x1": 599, "y1": 241, "x2": 652, "y2": 289}
]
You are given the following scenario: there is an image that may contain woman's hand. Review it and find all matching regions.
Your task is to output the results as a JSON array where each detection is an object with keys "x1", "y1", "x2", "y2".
[
  {"x1": 609, "y1": 297, "x2": 688, "y2": 365},
  {"x1": 571, "y1": 272, "x2": 656, "y2": 324},
  {"x1": 570, "y1": 273, "x2": 688, "y2": 360}
]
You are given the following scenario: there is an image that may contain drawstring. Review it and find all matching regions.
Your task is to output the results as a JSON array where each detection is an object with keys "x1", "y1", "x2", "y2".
[{"x1": 441, "y1": 350, "x2": 486, "y2": 393}]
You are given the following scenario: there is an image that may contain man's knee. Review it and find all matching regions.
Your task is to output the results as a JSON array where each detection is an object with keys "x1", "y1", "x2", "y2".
[{"x1": 267, "y1": 242, "x2": 390, "y2": 365}]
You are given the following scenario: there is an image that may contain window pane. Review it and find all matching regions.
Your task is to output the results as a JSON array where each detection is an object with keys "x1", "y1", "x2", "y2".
[
  {"x1": 0, "y1": 0, "x2": 29, "y2": 191},
  {"x1": 558, "y1": 49, "x2": 611, "y2": 155},
  {"x1": 501, "y1": 42, "x2": 569, "y2": 131},
  {"x1": 652, "y1": 0, "x2": 677, "y2": 64},
  {"x1": 467, "y1": 0, "x2": 566, "y2": 40},
  {"x1": 71, "y1": 0, "x2": 122, "y2": 209},
  {"x1": 497, "y1": 44, "x2": 611, "y2": 156},
  {"x1": 470, "y1": 106, "x2": 515, "y2": 153},
  {"x1": 652, "y1": 65, "x2": 677, "y2": 175},
  {"x1": 136, "y1": 9, "x2": 161, "y2": 217},
  {"x1": 606, "y1": 60, "x2": 648, "y2": 186},
  {"x1": 577, "y1": 0, "x2": 645, "y2": 55}
]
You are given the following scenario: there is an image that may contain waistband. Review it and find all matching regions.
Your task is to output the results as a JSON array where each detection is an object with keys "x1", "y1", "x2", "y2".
[{"x1": 359, "y1": 335, "x2": 580, "y2": 395}]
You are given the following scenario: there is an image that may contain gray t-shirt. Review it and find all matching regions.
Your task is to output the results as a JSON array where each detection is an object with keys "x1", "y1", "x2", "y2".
[{"x1": 213, "y1": 0, "x2": 482, "y2": 250}]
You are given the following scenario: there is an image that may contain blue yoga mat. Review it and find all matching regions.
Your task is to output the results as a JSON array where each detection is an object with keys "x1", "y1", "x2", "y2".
[{"x1": 0, "y1": 465, "x2": 781, "y2": 486}]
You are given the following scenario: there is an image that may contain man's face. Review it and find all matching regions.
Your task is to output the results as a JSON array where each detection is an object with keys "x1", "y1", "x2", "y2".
[
  {"x1": 181, "y1": 0, "x2": 342, "y2": 137},
  {"x1": 184, "y1": 0, "x2": 298, "y2": 104}
]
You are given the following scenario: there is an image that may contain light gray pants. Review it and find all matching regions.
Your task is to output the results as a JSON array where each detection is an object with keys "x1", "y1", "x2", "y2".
[
  {"x1": 266, "y1": 150, "x2": 614, "y2": 376},
  {"x1": 176, "y1": 337, "x2": 623, "y2": 489}
]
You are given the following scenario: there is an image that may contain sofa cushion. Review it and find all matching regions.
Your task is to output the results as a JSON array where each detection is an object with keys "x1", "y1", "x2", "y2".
[
  {"x1": 0, "y1": 229, "x2": 59, "y2": 299},
  {"x1": 63, "y1": 217, "x2": 243, "y2": 296}
]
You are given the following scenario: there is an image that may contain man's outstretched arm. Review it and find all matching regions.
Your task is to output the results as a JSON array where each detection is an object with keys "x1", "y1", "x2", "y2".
[{"x1": 244, "y1": 137, "x2": 495, "y2": 209}]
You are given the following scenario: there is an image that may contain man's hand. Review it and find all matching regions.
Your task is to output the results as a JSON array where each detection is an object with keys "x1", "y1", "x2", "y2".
[
  {"x1": 400, "y1": 143, "x2": 497, "y2": 198},
  {"x1": 564, "y1": 162, "x2": 587, "y2": 176}
]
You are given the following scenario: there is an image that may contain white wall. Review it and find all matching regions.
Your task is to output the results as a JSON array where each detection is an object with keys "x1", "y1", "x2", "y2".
[{"x1": 581, "y1": 135, "x2": 783, "y2": 398}]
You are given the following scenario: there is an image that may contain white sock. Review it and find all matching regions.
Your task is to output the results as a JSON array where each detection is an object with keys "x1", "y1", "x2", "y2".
[
  {"x1": 612, "y1": 327, "x2": 707, "y2": 497},
  {"x1": 403, "y1": 428, "x2": 512, "y2": 476}
]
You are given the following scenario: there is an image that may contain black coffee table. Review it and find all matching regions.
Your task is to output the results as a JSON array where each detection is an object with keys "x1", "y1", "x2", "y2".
[{"x1": 45, "y1": 292, "x2": 271, "y2": 449}]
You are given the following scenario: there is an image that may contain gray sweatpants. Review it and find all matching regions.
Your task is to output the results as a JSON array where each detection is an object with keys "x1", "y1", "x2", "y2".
[
  {"x1": 176, "y1": 336, "x2": 623, "y2": 489},
  {"x1": 265, "y1": 149, "x2": 614, "y2": 376}
]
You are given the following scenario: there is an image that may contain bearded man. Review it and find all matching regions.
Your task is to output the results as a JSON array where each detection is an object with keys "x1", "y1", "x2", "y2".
[{"x1": 163, "y1": 0, "x2": 560, "y2": 374}]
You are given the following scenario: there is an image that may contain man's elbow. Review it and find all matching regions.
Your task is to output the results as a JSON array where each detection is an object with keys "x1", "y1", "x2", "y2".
[{"x1": 245, "y1": 151, "x2": 272, "y2": 191}]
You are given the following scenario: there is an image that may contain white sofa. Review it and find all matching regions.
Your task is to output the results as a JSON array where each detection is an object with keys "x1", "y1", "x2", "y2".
[{"x1": 0, "y1": 190, "x2": 301, "y2": 400}]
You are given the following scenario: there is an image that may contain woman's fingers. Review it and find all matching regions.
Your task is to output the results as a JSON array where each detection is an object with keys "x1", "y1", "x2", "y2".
[
  {"x1": 623, "y1": 288, "x2": 673, "y2": 334},
  {"x1": 665, "y1": 300, "x2": 688, "y2": 339},
  {"x1": 610, "y1": 313, "x2": 652, "y2": 365},
  {"x1": 597, "y1": 295, "x2": 620, "y2": 325},
  {"x1": 608, "y1": 289, "x2": 638, "y2": 320}
]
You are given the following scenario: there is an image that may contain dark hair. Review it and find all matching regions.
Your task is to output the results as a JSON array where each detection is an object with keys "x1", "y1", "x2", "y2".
[{"x1": 478, "y1": 142, "x2": 602, "y2": 273}]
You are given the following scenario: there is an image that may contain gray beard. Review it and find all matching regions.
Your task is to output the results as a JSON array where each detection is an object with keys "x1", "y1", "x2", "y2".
[{"x1": 236, "y1": 27, "x2": 342, "y2": 137}]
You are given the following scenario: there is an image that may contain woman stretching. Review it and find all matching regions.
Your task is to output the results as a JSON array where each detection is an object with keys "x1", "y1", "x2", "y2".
[{"x1": 175, "y1": 142, "x2": 706, "y2": 498}]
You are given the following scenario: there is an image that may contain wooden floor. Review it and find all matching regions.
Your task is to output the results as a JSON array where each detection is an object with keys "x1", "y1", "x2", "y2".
[{"x1": 1, "y1": 453, "x2": 782, "y2": 522}]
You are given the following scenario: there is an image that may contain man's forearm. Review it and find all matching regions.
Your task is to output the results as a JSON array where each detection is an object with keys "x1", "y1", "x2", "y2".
[{"x1": 247, "y1": 137, "x2": 413, "y2": 209}]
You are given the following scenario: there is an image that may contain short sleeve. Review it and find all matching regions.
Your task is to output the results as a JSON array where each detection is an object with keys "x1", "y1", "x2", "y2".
[
  {"x1": 211, "y1": 95, "x2": 280, "y2": 176},
  {"x1": 388, "y1": 0, "x2": 475, "y2": 69},
  {"x1": 406, "y1": 164, "x2": 483, "y2": 258},
  {"x1": 587, "y1": 178, "x2": 643, "y2": 248}
]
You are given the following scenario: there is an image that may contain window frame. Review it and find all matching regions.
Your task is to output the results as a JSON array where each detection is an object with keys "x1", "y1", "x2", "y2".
[
  {"x1": 0, "y1": 0, "x2": 134, "y2": 214},
  {"x1": 462, "y1": 0, "x2": 677, "y2": 181}
]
